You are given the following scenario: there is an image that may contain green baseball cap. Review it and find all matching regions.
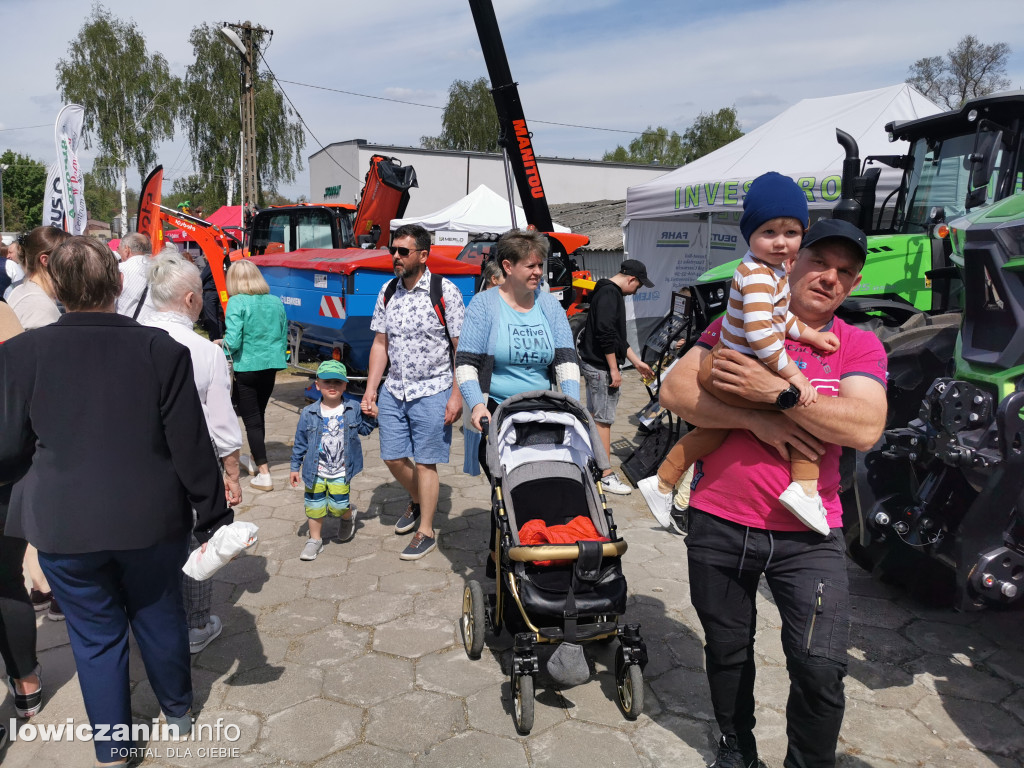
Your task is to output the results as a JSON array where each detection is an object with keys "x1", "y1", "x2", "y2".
[{"x1": 316, "y1": 360, "x2": 348, "y2": 381}]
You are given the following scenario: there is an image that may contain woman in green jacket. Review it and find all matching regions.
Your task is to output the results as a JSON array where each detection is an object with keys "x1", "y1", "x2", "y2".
[{"x1": 221, "y1": 260, "x2": 288, "y2": 491}]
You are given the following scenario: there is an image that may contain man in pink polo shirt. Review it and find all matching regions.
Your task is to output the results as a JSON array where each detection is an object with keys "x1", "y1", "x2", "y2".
[{"x1": 660, "y1": 219, "x2": 888, "y2": 768}]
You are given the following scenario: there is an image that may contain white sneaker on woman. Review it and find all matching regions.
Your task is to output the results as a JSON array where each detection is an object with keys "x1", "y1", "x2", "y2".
[
  {"x1": 600, "y1": 473, "x2": 632, "y2": 495},
  {"x1": 250, "y1": 473, "x2": 273, "y2": 492}
]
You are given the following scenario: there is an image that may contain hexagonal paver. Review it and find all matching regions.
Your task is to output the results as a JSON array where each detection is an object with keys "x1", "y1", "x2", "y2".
[
  {"x1": 529, "y1": 720, "x2": 640, "y2": 767},
  {"x1": 323, "y1": 653, "x2": 415, "y2": 706},
  {"x1": 317, "y1": 743, "x2": 416, "y2": 768},
  {"x1": 634, "y1": 716, "x2": 716, "y2": 768},
  {"x1": 277, "y1": 553, "x2": 348, "y2": 579},
  {"x1": 649, "y1": 668, "x2": 715, "y2": 721},
  {"x1": 306, "y1": 571, "x2": 379, "y2": 601},
  {"x1": 912, "y1": 694, "x2": 1024, "y2": 755},
  {"x1": 364, "y1": 690, "x2": 465, "y2": 753},
  {"x1": 849, "y1": 594, "x2": 915, "y2": 630},
  {"x1": 287, "y1": 624, "x2": 371, "y2": 667},
  {"x1": 843, "y1": 658, "x2": 924, "y2": 710},
  {"x1": 221, "y1": 662, "x2": 322, "y2": 715},
  {"x1": 337, "y1": 591, "x2": 412, "y2": 626},
  {"x1": 903, "y1": 620, "x2": 1000, "y2": 661},
  {"x1": 258, "y1": 597, "x2": 340, "y2": 637},
  {"x1": 232, "y1": 575, "x2": 308, "y2": 609},
  {"x1": 213, "y1": 555, "x2": 276, "y2": 586},
  {"x1": 260, "y1": 698, "x2": 362, "y2": 763},
  {"x1": 193, "y1": 629, "x2": 290, "y2": 677},
  {"x1": 373, "y1": 615, "x2": 456, "y2": 658},
  {"x1": 157, "y1": 709, "x2": 262, "y2": 767},
  {"x1": 840, "y1": 699, "x2": 947, "y2": 765},
  {"x1": 905, "y1": 655, "x2": 1014, "y2": 703},
  {"x1": 417, "y1": 648, "x2": 507, "y2": 698},
  {"x1": 379, "y1": 569, "x2": 449, "y2": 594},
  {"x1": 418, "y1": 730, "x2": 527, "y2": 768},
  {"x1": 466, "y1": 679, "x2": 567, "y2": 737},
  {"x1": 848, "y1": 624, "x2": 924, "y2": 666}
]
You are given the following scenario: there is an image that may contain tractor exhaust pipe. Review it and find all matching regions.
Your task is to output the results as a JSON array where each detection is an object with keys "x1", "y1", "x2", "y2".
[{"x1": 833, "y1": 129, "x2": 862, "y2": 226}]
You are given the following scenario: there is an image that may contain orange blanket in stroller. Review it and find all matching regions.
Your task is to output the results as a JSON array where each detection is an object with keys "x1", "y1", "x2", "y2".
[{"x1": 518, "y1": 516, "x2": 610, "y2": 566}]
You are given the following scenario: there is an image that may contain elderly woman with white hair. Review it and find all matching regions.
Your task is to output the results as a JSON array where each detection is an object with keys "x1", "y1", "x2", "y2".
[{"x1": 144, "y1": 252, "x2": 244, "y2": 654}]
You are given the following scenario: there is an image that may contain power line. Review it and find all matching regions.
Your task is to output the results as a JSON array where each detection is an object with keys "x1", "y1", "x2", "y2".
[
  {"x1": 273, "y1": 77, "x2": 655, "y2": 137},
  {"x1": 0, "y1": 123, "x2": 50, "y2": 133},
  {"x1": 255, "y1": 52, "x2": 362, "y2": 184}
]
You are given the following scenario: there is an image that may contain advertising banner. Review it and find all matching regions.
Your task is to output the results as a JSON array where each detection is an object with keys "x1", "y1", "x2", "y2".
[
  {"x1": 41, "y1": 163, "x2": 65, "y2": 229},
  {"x1": 54, "y1": 104, "x2": 88, "y2": 235}
]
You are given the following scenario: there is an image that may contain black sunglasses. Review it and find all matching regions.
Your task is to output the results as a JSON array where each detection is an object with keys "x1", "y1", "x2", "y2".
[{"x1": 388, "y1": 246, "x2": 424, "y2": 257}]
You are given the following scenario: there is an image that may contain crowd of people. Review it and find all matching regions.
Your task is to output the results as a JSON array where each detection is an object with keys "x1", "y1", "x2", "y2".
[{"x1": 0, "y1": 175, "x2": 886, "y2": 768}]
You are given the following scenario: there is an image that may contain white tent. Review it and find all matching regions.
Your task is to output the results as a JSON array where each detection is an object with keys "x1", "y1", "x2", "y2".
[
  {"x1": 390, "y1": 184, "x2": 569, "y2": 234},
  {"x1": 621, "y1": 84, "x2": 942, "y2": 340}
]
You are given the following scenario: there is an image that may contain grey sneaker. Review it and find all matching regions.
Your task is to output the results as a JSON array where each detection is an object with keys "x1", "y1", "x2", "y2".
[
  {"x1": 337, "y1": 508, "x2": 357, "y2": 542},
  {"x1": 399, "y1": 532, "x2": 436, "y2": 561},
  {"x1": 189, "y1": 615, "x2": 223, "y2": 654},
  {"x1": 600, "y1": 473, "x2": 632, "y2": 495},
  {"x1": 394, "y1": 502, "x2": 421, "y2": 534},
  {"x1": 300, "y1": 538, "x2": 324, "y2": 561}
]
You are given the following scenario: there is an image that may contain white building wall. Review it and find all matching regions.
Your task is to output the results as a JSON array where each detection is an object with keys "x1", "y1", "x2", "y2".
[{"x1": 309, "y1": 140, "x2": 673, "y2": 219}]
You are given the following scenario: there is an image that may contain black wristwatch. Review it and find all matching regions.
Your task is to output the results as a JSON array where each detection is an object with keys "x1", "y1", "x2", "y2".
[{"x1": 775, "y1": 384, "x2": 800, "y2": 411}]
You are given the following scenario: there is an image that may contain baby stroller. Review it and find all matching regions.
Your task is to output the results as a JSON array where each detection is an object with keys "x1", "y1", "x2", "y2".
[{"x1": 460, "y1": 390, "x2": 647, "y2": 734}]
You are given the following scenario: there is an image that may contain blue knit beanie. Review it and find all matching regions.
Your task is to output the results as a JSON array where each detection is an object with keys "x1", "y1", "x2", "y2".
[{"x1": 739, "y1": 172, "x2": 809, "y2": 243}]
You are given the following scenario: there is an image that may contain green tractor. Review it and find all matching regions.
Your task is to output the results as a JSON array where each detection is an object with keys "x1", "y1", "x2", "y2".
[{"x1": 679, "y1": 91, "x2": 1024, "y2": 608}]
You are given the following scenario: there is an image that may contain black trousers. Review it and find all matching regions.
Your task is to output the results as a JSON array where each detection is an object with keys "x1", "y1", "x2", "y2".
[
  {"x1": 686, "y1": 507, "x2": 850, "y2": 768},
  {"x1": 0, "y1": 532, "x2": 37, "y2": 679},
  {"x1": 234, "y1": 369, "x2": 277, "y2": 466}
]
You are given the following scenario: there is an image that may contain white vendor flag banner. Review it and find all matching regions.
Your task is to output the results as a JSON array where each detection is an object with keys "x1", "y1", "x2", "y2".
[
  {"x1": 41, "y1": 163, "x2": 66, "y2": 229},
  {"x1": 54, "y1": 104, "x2": 88, "y2": 235}
]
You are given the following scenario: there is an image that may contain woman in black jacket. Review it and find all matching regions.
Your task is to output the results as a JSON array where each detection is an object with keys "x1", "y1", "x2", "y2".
[{"x1": 0, "y1": 237, "x2": 230, "y2": 766}]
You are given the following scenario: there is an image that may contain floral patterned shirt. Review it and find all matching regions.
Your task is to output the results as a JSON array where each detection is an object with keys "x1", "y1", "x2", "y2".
[{"x1": 369, "y1": 268, "x2": 465, "y2": 401}]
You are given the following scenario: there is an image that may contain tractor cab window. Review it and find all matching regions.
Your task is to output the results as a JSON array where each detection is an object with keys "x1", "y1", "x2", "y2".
[
  {"x1": 902, "y1": 134, "x2": 976, "y2": 232},
  {"x1": 251, "y1": 212, "x2": 291, "y2": 255},
  {"x1": 295, "y1": 209, "x2": 333, "y2": 250},
  {"x1": 456, "y1": 239, "x2": 498, "y2": 267}
]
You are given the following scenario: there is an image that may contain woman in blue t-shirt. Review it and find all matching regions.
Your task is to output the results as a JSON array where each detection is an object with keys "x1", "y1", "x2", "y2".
[{"x1": 455, "y1": 228, "x2": 580, "y2": 436}]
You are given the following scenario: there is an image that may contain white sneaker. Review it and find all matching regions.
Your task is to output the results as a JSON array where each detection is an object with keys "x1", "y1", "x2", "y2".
[
  {"x1": 189, "y1": 615, "x2": 223, "y2": 654},
  {"x1": 249, "y1": 472, "x2": 273, "y2": 492},
  {"x1": 240, "y1": 454, "x2": 257, "y2": 475},
  {"x1": 778, "y1": 483, "x2": 830, "y2": 535},
  {"x1": 300, "y1": 538, "x2": 324, "y2": 561},
  {"x1": 638, "y1": 475, "x2": 681, "y2": 533},
  {"x1": 600, "y1": 473, "x2": 632, "y2": 495}
]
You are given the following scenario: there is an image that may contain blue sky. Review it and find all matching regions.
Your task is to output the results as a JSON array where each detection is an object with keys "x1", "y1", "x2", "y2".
[{"x1": 2, "y1": 0, "x2": 1023, "y2": 206}]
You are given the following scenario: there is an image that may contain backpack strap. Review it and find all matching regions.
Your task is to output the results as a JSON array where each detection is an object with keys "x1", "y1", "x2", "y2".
[{"x1": 382, "y1": 274, "x2": 455, "y2": 371}]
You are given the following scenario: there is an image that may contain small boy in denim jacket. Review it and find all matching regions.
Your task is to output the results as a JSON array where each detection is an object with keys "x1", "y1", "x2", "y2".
[{"x1": 290, "y1": 360, "x2": 375, "y2": 560}]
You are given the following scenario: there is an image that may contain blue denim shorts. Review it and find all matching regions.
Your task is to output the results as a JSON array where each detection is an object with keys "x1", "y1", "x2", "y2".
[
  {"x1": 378, "y1": 386, "x2": 452, "y2": 464},
  {"x1": 580, "y1": 360, "x2": 621, "y2": 424}
]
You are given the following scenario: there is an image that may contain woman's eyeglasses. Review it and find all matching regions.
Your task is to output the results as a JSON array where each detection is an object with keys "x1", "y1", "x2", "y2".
[{"x1": 388, "y1": 246, "x2": 423, "y2": 257}]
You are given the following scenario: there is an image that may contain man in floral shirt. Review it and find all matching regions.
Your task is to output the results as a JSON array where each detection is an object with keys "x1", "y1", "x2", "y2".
[{"x1": 361, "y1": 224, "x2": 465, "y2": 560}]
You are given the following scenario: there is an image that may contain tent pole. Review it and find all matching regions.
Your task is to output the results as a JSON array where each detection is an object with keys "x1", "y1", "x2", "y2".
[{"x1": 705, "y1": 212, "x2": 712, "y2": 274}]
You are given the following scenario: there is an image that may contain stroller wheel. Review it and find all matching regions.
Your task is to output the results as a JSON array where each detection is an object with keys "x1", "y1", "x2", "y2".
[
  {"x1": 461, "y1": 580, "x2": 486, "y2": 659},
  {"x1": 512, "y1": 673, "x2": 535, "y2": 735},
  {"x1": 615, "y1": 651, "x2": 645, "y2": 720}
]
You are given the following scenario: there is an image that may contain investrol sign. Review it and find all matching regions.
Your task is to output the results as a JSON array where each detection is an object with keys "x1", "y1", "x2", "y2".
[{"x1": 674, "y1": 175, "x2": 843, "y2": 211}]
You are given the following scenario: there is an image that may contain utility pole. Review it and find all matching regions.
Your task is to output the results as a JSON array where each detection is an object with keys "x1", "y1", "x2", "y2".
[
  {"x1": 0, "y1": 163, "x2": 7, "y2": 234},
  {"x1": 221, "y1": 21, "x2": 269, "y2": 225}
]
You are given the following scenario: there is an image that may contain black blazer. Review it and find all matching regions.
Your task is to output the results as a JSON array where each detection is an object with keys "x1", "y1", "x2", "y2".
[{"x1": 0, "y1": 312, "x2": 230, "y2": 553}]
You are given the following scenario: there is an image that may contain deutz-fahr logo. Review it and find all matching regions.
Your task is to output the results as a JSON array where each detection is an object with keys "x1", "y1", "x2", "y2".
[{"x1": 657, "y1": 231, "x2": 689, "y2": 247}]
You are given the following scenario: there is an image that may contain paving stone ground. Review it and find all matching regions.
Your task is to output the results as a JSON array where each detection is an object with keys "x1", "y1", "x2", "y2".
[{"x1": 3, "y1": 370, "x2": 1022, "y2": 767}]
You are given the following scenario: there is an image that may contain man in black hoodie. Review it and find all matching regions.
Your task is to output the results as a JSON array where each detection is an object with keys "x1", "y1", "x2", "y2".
[{"x1": 578, "y1": 259, "x2": 655, "y2": 494}]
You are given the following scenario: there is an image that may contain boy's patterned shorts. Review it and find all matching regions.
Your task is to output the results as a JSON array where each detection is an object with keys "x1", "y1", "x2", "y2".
[{"x1": 304, "y1": 476, "x2": 350, "y2": 519}]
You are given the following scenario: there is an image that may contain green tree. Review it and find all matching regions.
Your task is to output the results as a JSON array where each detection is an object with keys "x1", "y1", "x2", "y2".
[
  {"x1": 181, "y1": 23, "x2": 305, "y2": 206},
  {"x1": 680, "y1": 107, "x2": 744, "y2": 164},
  {"x1": 421, "y1": 77, "x2": 500, "y2": 152},
  {"x1": 82, "y1": 167, "x2": 136, "y2": 227},
  {"x1": 0, "y1": 150, "x2": 47, "y2": 232},
  {"x1": 602, "y1": 126, "x2": 687, "y2": 165},
  {"x1": 907, "y1": 35, "x2": 1012, "y2": 109},
  {"x1": 56, "y1": 4, "x2": 180, "y2": 232},
  {"x1": 603, "y1": 108, "x2": 742, "y2": 166},
  {"x1": 163, "y1": 174, "x2": 224, "y2": 219}
]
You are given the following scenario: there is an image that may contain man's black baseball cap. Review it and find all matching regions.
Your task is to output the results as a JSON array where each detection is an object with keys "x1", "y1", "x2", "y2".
[
  {"x1": 802, "y1": 219, "x2": 868, "y2": 263},
  {"x1": 620, "y1": 259, "x2": 654, "y2": 288}
]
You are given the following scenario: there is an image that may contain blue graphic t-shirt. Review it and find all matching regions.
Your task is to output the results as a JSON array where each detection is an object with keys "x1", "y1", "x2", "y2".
[
  {"x1": 316, "y1": 402, "x2": 346, "y2": 479},
  {"x1": 488, "y1": 298, "x2": 555, "y2": 402}
]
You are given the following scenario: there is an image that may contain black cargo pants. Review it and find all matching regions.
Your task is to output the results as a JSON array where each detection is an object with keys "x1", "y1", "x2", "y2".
[{"x1": 686, "y1": 507, "x2": 850, "y2": 768}]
